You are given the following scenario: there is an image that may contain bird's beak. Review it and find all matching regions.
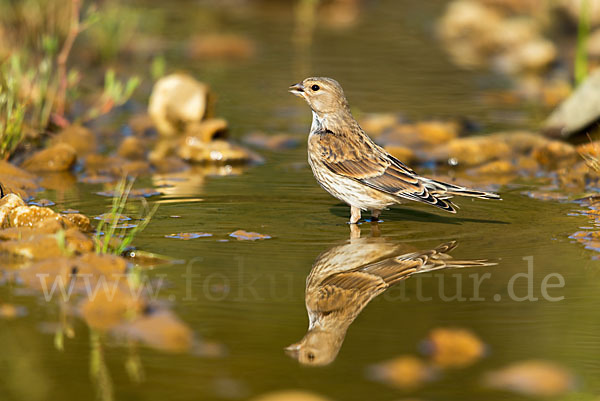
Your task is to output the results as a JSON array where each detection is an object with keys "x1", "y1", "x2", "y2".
[
  {"x1": 284, "y1": 342, "x2": 301, "y2": 359},
  {"x1": 289, "y1": 82, "x2": 305, "y2": 97}
]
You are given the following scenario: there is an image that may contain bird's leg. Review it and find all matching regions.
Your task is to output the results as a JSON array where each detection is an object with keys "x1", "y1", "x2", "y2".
[
  {"x1": 370, "y1": 221, "x2": 381, "y2": 237},
  {"x1": 349, "y1": 206, "x2": 361, "y2": 224},
  {"x1": 370, "y1": 209, "x2": 382, "y2": 222},
  {"x1": 349, "y1": 223, "x2": 361, "y2": 239}
]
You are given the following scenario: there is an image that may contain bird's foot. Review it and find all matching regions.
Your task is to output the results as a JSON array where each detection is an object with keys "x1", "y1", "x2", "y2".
[{"x1": 349, "y1": 206, "x2": 361, "y2": 224}]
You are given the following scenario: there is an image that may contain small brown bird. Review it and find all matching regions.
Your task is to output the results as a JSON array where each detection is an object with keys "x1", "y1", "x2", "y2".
[
  {"x1": 285, "y1": 234, "x2": 495, "y2": 366},
  {"x1": 289, "y1": 77, "x2": 500, "y2": 223}
]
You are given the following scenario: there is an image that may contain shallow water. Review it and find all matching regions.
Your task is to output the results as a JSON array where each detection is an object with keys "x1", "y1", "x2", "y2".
[{"x1": 2, "y1": 1, "x2": 600, "y2": 400}]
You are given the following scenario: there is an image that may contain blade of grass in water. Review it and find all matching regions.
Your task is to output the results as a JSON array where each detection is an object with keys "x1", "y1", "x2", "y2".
[{"x1": 94, "y1": 178, "x2": 158, "y2": 255}]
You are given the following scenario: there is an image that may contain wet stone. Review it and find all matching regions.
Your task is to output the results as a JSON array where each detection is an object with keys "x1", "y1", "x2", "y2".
[
  {"x1": 117, "y1": 136, "x2": 147, "y2": 160},
  {"x1": 149, "y1": 73, "x2": 212, "y2": 137},
  {"x1": 532, "y1": 140, "x2": 578, "y2": 170},
  {"x1": 21, "y1": 143, "x2": 77, "y2": 172}
]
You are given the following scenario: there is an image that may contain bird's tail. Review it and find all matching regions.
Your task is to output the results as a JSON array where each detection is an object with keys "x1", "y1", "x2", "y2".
[
  {"x1": 354, "y1": 241, "x2": 496, "y2": 288},
  {"x1": 425, "y1": 178, "x2": 501, "y2": 201},
  {"x1": 399, "y1": 241, "x2": 496, "y2": 276}
]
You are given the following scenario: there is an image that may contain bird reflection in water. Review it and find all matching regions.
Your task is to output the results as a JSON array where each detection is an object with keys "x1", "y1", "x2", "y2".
[{"x1": 286, "y1": 224, "x2": 495, "y2": 366}]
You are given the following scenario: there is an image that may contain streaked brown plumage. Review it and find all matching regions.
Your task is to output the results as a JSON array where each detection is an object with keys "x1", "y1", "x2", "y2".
[
  {"x1": 285, "y1": 234, "x2": 495, "y2": 366},
  {"x1": 289, "y1": 77, "x2": 500, "y2": 223}
]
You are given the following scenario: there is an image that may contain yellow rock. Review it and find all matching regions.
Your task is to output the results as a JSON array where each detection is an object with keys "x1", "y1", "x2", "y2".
[
  {"x1": 115, "y1": 310, "x2": 194, "y2": 353},
  {"x1": 424, "y1": 328, "x2": 486, "y2": 369},
  {"x1": 0, "y1": 193, "x2": 26, "y2": 227},
  {"x1": 185, "y1": 118, "x2": 228, "y2": 143},
  {"x1": 470, "y1": 160, "x2": 516, "y2": 175},
  {"x1": 358, "y1": 113, "x2": 399, "y2": 136},
  {"x1": 415, "y1": 121, "x2": 459, "y2": 146},
  {"x1": 446, "y1": 137, "x2": 511, "y2": 166},
  {"x1": 117, "y1": 136, "x2": 147, "y2": 160},
  {"x1": 384, "y1": 145, "x2": 415, "y2": 163},
  {"x1": 50, "y1": 124, "x2": 97, "y2": 155},
  {"x1": 187, "y1": 34, "x2": 255, "y2": 61},
  {"x1": 368, "y1": 355, "x2": 434, "y2": 390},
  {"x1": 532, "y1": 140, "x2": 578, "y2": 169},
  {"x1": 148, "y1": 73, "x2": 212, "y2": 137},
  {"x1": 8, "y1": 205, "x2": 60, "y2": 228},
  {"x1": 21, "y1": 143, "x2": 77, "y2": 172},
  {"x1": 80, "y1": 285, "x2": 143, "y2": 331},
  {"x1": 249, "y1": 390, "x2": 333, "y2": 401}
]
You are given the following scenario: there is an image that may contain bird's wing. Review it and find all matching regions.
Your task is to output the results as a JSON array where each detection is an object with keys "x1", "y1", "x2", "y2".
[
  {"x1": 308, "y1": 258, "x2": 422, "y2": 313},
  {"x1": 311, "y1": 128, "x2": 456, "y2": 212}
]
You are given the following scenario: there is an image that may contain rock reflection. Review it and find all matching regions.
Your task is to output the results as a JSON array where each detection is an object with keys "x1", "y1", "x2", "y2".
[{"x1": 286, "y1": 225, "x2": 494, "y2": 366}]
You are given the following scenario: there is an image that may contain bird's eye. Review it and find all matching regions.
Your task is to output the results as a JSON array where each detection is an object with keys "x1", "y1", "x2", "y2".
[
  {"x1": 311, "y1": 84, "x2": 320, "y2": 91},
  {"x1": 307, "y1": 352, "x2": 315, "y2": 361}
]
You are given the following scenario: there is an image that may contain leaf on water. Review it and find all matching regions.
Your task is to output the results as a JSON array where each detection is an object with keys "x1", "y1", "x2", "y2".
[
  {"x1": 96, "y1": 188, "x2": 161, "y2": 198},
  {"x1": 165, "y1": 232, "x2": 212, "y2": 240},
  {"x1": 229, "y1": 230, "x2": 271, "y2": 241},
  {"x1": 94, "y1": 213, "x2": 132, "y2": 222}
]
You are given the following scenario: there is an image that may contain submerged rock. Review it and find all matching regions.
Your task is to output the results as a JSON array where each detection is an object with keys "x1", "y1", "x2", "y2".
[
  {"x1": 21, "y1": 143, "x2": 77, "y2": 172},
  {"x1": 544, "y1": 69, "x2": 600, "y2": 137},
  {"x1": 148, "y1": 74, "x2": 213, "y2": 137},
  {"x1": 483, "y1": 360, "x2": 576, "y2": 397}
]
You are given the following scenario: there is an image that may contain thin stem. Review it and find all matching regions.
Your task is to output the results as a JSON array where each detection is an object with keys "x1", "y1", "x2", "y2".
[{"x1": 55, "y1": 0, "x2": 81, "y2": 118}]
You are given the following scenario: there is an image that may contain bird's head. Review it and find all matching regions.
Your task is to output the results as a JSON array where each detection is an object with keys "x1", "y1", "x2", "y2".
[
  {"x1": 289, "y1": 77, "x2": 350, "y2": 116},
  {"x1": 285, "y1": 327, "x2": 344, "y2": 366}
]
